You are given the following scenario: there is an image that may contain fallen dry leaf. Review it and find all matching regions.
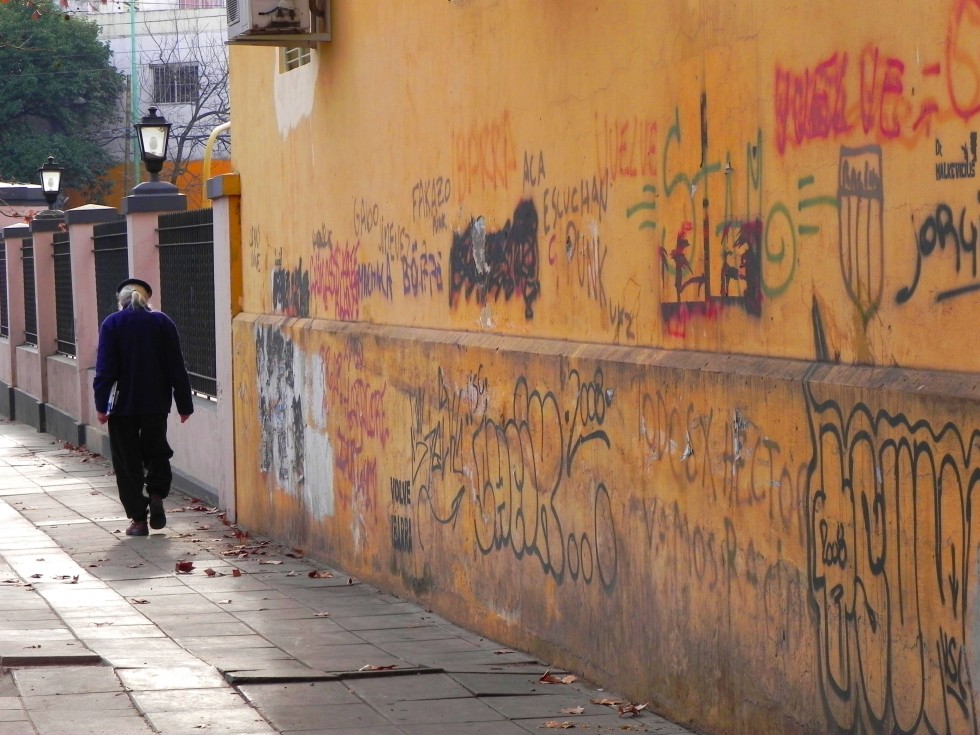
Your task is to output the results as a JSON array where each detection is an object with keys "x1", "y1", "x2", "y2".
[
  {"x1": 308, "y1": 570, "x2": 334, "y2": 579},
  {"x1": 204, "y1": 568, "x2": 218, "y2": 577},
  {"x1": 286, "y1": 571, "x2": 298, "y2": 577},
  {"x1": 196, "y1": 525, "x2": 211, "y2": 531},
  {"x1": 616, "y1": 702, "x2": 648, "y2": 717},
  {"x1": 347, "y1": 577, "x2": 354, "y2": 585},
  {"x1": 314, "y1": 612, "x2": 330, "y2": 618},
  {"x1": 493, "y1": 649, "x2": 514, "y2": 655},
  {"x1": 259, "y1": 560, "x2": 283, "y2": 565},
  {"x1": 286, "y1": 550, "x2": 304, "y2": 558},
  {"x1": 175, "y1": 561, "x2": 195, "y2": 574},
  {"x1": 358, "y1": 664, "x2": 397, "y2": 671},
  {"x1": 30, "y1": 573, "x2": 42, "y2": 579},
  {"x1": 541, "y1": 721, "x2": 576, "y2": 729},
  {"x1": 540, "y1": 671, "x2": 577, "y2": 685},
  {"x1": 560, "y1": 706, "x2": 585, "y2": 715},
  {"x1": 232, "y1": 569, "x2": 242, "y2": 578},
  {"x1": 131, "y1": 598, "x2": 149, "y2": 604}
]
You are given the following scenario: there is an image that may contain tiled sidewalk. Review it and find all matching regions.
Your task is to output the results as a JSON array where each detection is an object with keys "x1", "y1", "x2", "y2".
[{"x1": 0, "y1": 420, "x2": 697, "y2": 735}]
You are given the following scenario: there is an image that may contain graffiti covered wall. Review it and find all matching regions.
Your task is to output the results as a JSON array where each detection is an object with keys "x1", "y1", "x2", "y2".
[{"x1": 229, "y1": 2, "x2": 980, "y2": 733}]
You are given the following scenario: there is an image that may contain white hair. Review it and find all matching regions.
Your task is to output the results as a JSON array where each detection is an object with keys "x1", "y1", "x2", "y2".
[{"x1": 117, "y1": 284, "x2": 152, "y2": 311}]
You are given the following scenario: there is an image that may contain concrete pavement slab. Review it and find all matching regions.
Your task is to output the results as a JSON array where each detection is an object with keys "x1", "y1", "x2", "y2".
[
  {"x1": 373, "y1": 697, "x2": 508, "y2": 726},
  {"x1": 356, "y1": 626, "x2": 463, "y2": 645},
  {"x1": 239, "y1": 681, "x2": 363, "y2": 707},
  {"x1": 484, "y1": 691, "x2": 617, "y2": 718},
  {"x1": 285, "y1": 728, "x2": 406, "y2": 735},
  {"x1": 449, "y1": 671, "x2": 548, "y2": 696},
  {"x1": 247, "y1": 702, "x2": 391, "y2": 731},
  {"x1": 28, "y1": 712, "x2": 155, "y2": 735},
  {"x1": 140, "y1": 706, "x2": 276, "y2": 735},
  {"x1": 18, "y1": 691, "x2": 135, "y2": 711},
  {"x1": 116, "y1": 664, "x2": 230, "y2": 691},
  {"x1": 345, "y1": 672, "x2": 471, "y2": 704},
  {"x1": 400, "y1": 723, "x2": 529, "y2": 735},
  {"x1": 221, "y1": 597, "x2": 315, "y2": 613},
  {"x1": 287, "y1": 643, "x2": 407, "y2": 673},
  {"x1": 12, "y1": 666, "x2": 121, "y2": 696}
]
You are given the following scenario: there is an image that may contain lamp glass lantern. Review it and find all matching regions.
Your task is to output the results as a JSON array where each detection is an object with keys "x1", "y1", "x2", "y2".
[
  {"x1": 37, "y1": 156, "x2": 63, "y2": 210},
  {"x1": 134, "y1": 106, "x2": 171, "y2": 181}
]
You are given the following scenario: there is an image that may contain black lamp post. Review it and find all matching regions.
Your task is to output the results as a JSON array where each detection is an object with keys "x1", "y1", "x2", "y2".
[
  {"x1": 132, "y1": 106, "x2": 177, "y2": 194},
  {"x1": 37, "y1": 156, "x2": 63, "y2": 213},
  {"x1": 122, "y1": 105, "x2": 186, "y2": 213}
]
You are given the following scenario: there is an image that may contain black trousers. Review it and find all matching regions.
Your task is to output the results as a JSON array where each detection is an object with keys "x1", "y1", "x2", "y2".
[{"x1": 108, "y1": 414, "x2": 174, "y2": 521}]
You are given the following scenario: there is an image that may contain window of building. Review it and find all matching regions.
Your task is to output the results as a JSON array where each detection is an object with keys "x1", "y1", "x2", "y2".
[
  {"x1": 280, "y1": 46, "x2": 312, "y2": 72},
  {"x1": 152, "y1": 63, "x2": 200, "y2": 104}
]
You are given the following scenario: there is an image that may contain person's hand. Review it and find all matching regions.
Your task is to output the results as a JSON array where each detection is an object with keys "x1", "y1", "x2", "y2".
[
  {"x1": 179, "y1": 414, "x2": 190, "y2": 423},
  {"x1": 97, "y1": 412, "x2": 108, "y2": 425}
]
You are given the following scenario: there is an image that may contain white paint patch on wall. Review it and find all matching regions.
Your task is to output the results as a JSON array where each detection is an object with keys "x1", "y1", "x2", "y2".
[
  {"x1": 302, "y1": 428, "x2": 334, "y2": 519},
  {"x1": 302, "y1": 349, "x2": 334, "y2": 519},
  {"x1": 273, "y1": 53, "x2": 318, "y2": 136},
  {"x1": 254, "y1": 326, "x2": 334, "y2": 521}
]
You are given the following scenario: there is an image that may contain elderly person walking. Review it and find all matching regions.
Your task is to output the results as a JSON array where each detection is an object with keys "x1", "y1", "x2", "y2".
[{"x1": 93, "y1": 278, "x2": 194, "y2": 536}]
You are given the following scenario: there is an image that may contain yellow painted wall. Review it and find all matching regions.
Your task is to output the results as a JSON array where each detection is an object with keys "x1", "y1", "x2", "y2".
[{"x1": 228, "y1": 2, "x2": 980, "y2": 733}]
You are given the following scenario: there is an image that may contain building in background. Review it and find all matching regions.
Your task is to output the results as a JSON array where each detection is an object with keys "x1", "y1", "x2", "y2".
[{"x1": 70, "y1": 0, "x2": 231, "y2": 208}]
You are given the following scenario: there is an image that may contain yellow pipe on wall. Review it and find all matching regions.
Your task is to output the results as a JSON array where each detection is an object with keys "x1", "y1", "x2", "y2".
[{"x1": 204, "y1": 121, "x2": 232, "y2": 183}]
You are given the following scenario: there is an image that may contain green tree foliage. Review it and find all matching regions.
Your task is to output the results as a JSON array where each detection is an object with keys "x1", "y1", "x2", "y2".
[{"x1": 0, "y1": 0, "x2": 125, "y2": 199}]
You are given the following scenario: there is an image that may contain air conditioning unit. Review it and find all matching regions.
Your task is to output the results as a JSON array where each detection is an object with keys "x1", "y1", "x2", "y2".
[{"x1": 227, "y1": 0, "x2": 330, "y2": 46}]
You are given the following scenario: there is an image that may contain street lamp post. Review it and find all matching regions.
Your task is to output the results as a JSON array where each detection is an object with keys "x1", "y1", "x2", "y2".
[
  {"x1": 36, "y1": 156, "x2": 64, "y2": 216},
  {"x1": 122, "y1": 106, "x2": 186, "y2": 214},
  {"x1": 132, "y1": 106, "x2": 178, "y2": 195}
]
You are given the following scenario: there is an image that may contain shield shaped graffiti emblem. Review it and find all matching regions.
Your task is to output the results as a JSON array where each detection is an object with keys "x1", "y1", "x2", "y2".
[{"x1": 838, "y1": 145, "x2": 884, "y2": 324}]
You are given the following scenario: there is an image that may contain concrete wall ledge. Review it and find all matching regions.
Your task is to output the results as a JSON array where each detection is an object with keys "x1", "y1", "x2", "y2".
[
  {"x1": 12, "y1": 390, "x2": 44, "y2": 433},
  {"x1": 44, "y1": 404, "x2": 85, "y2": 447},
  {"x1": 239, "y1": 312, "x2": 980, "y2": 400}
]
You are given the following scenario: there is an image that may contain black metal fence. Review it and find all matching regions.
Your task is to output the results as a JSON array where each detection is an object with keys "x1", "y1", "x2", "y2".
[
  {"x1": 0, "y1": 240, "x2": 7, "y2": 339},
  {"x1": 52, "y1": 231, "x2": 75, "y2": 357},
  {"x1": 92, "y1": 218, "x2": 129, "y2": 328},
  {"x1": 158, "y1": 208, "x2": 216, "y2": 397},
  {"x1": 22, "y1": 238, "x2": 35, "y2": 346}
]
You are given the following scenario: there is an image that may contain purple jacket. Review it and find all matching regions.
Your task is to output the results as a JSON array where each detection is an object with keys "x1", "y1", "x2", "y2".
[{"x1": 93, "y1": 306, "x2": 194, "y2": 417}]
